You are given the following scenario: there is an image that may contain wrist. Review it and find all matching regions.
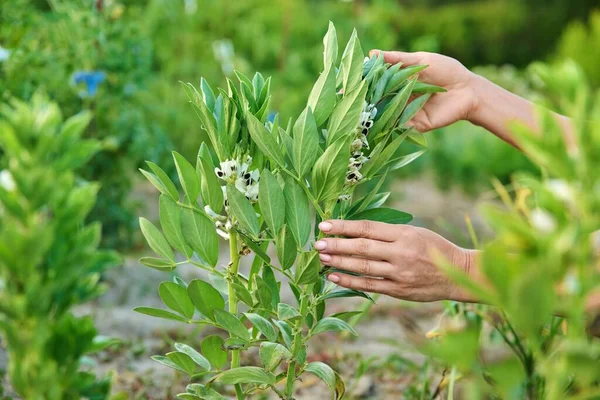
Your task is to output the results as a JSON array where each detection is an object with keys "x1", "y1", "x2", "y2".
[
  {"x1": 465, "y1": 72, "x2": 493, "y2": 127},
  {"x1": 448, "y1": 247, "x2": 481, "y2": 303}
]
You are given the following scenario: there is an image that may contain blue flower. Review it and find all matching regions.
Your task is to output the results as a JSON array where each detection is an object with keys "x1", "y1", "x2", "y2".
[{"x1": 72, "y1": 71, "x2": 106, "y2": 97}]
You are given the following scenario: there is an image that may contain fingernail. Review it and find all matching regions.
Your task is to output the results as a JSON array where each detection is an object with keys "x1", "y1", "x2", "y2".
[
  {"x1": 319, "y1": 221, "x2": 332, "y2": 232},
  {"x1": 369, "y1": 49, "x2": 381, "y2": 57},
  {"x1": 314, "y1": 240, "x2": 327, "y2": 251},
  {"x1": 328, "y1": 274, "x2": 340, "y2": 283},
  {"x1": 319, "y1": 253, "x2": 332, "y2": 262}
]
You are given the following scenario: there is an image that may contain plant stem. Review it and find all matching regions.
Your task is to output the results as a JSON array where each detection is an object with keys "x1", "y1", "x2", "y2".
[
  {"x1": 228, "y1": 233, "x2": 244, "y2": 400},
  {"x1": 285, "y1": 287, "x2": 312, "y2": 398},
  {"x1": 279, "y1": 168, "x2": 326, "y2": 219}
]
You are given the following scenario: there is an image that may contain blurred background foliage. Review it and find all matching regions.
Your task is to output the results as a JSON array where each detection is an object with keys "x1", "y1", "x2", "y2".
[{"x1": 1, "y1": 0, "x2": 598, "y2": 248}]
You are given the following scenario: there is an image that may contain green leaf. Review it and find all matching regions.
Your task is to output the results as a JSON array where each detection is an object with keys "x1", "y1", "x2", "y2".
[
  {"x1": 370, "y1": 79, "x2": 416, "y2": 137},
  {"x1": 214, "y1": 367, "x2": 275, "y2": 386},
  {"x1": 277, "y1": 303, "x2": 301, "y2": 321},
  {"x1": 187, "y1": 279, "x2": 225, "y2": 320},
  {"x1": 283, "y1": 177, "x2": 311, "y2": 247},
  {"x1": 312, "y1": 137, "x2": 352, "y2": 202},
  {"x1": 255, "y1": 276, "x2": 275, "y2": 312},
  {"x1": 200, "y1": 77, "x2": 216, "y2": 110},
  {"x1": 308, "y1": 64, "x2": 337, "y2": 126},
  {"x1": 326, "y1": 81, "x2": 367, "y2": 146},
  {"x1": 233, "y1": 282, "x2": 254, "y2": 306},
  {"x1": 398, "y1": 94, "x2": 432, "y2": 126},
  {"x1": 173, "y1": 151, "x2": 200, "y2": 202},
  {"x1": 140, "y1": 218, "x2": 175, "y2": 262},
  {"x1": 295, "y1": 251, "x2": 321, "y2": 285},
  {"x1": 362, "y1": 132, "x2": 407, "y2": 179},
  {"x1": 166, "y1": 351, "x2": 197, "y2": 375},
  {"x1": 174, "y1": 343, "x2": 211, "y2": 371},
  {"x1": 385, "y1": 64, "x2": 428, "y2": 94},
  {"x1": 214, "y1": 309, "x2": 250, "y2": 341},
  {"x1": 349, "y1": 207, "x2": 413, "y2": 224},
  {"x1": 227, "y1": 185, "x2": 259, "y2": 236},
  {"x1": 182, "y1": 82, "x2": 225, "y2": 159},
  {"x1": 312, "y1": 317, "x2": 358, "y2": 336},
  {"x1": 159, "y1": 195, "x2": 193, "y2": 258},
  {"x1": 235, "y1": 228, "x2": 271, "y2": 264},
  {"x1": 321, "y1": 289, "x2": 374, "y2": 302},
  {"x1": 340, "y1": 29, "x2": 364, "y2": 93},
  {"x1": 259, "y1": 342, "x2": 292, "y2": 371},
  {"x1": 350, "y1": 170, "x2": 388, "y2": 215},
  {"x1": 412, "y1": 82, "x2": 447, "y2": 94},
  {"x1": 139, "y1": 257, "x2": 177, "y2": 272},
  {"x1": 272, "y1": 320, "x2": 293, "y2": 348},
  {"x1": 330, "y1": 311, "x2": 364, "y2": 322},
  {"x1": 146, "y1": 161, "x2": 179, "y2": 201},
  {"x1": 202, "y1": 335, "x2": 227, "y2": 370},
  {"x1": 244, "y1": 313, "x2": 277, "y2": 342},
  {"x1": 304, "y1": 361, "x2": 345, "y2": 400},
  {"x1": 198, "y1": 156, "x2": 224, "y2": 213},
  {"x1": 159, "y1": 282, "x2": 195, "y2": 319},
  {"x1": 323, "y1": 21, "x2": 338, "y2": 69},
  {"x1": 386, "y1": 150, "x2": 426, "y2": 171},
  {"x1": 133, "y1": 307, "x2": 188, "y2": 322},
  {"x1": 140, "y1": 169, "x2": 174, "y2": 200},
  {"x1": 276, "y1": 225, "x2": 297, "y2": 270},
  {"x1": 152, "y1": 355, "x2": 189, "y2": 374},
  {"x1": 181, "y1": 208, "x2": 219, "y2": 267},
  {"x1": 245, "y1": 112, "x2": 285, "y2": 168},
  {"x1": 258, "y1": 170, "x2": 285, "y2": 235},
  {"x1": 292, "y1": 107, "x2": 320, "y2": 179}
]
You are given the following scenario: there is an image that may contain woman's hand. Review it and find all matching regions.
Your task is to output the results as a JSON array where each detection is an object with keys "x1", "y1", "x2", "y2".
[
  {"x1": 372, "y1": 50, "x2": 480, "y2": 133},
  {"x1": 315, "y1": 219, "x2": 478, "y2": 302}
]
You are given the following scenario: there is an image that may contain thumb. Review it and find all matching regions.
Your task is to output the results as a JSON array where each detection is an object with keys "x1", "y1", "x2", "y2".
[{"x1": 370, "y1": 50, "x2": 424, "y2": 66}]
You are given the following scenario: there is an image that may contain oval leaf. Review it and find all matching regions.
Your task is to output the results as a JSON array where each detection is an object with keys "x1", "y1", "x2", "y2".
[
  {"x1": 181, "y1": 208, "x2": 219, "y2": 267},
  {"x1": 258, "y1": 170, "x2": 285, "y2": 235},
  {"x1": 348, "y1": 207, "x2": 413, "y2": 225},
  {"x1": 159, "y1": 281, "x2": 195, "y2": 319},
  {"x1": 187, "y1": 279, "x2": 225, "y2": 320},
  {"x1": 160, "y1": 195, "x2": 193, "y2": 258},
  {"x1": 140, "y1": 217, "x2": 175, "y2": 262},
  {"x1": 227, "y1": 184, "x2": 259, "y2": 237}
]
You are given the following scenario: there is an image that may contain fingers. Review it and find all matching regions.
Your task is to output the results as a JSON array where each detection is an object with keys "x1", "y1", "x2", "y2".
[
  {"x1": 319, "y1": 253, "x2": 395, "y2": 279},
  {"x1": 370, "y1": 50, "x2": 425, "y2": 66},
  {"x1": 327, "y1": 272, "x2": 394, "y2": 295},
  {"x1": 318, "y1": 219, "x2": 398, "y2": 242},
  {"x1": 314, "y1": 237, "x2": 390, "y2": 260}
]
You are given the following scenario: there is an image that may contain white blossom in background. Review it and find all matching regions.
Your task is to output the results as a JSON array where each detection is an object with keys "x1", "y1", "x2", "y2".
[
  {"x1": 212, "y1": 39, "x2": 235, "y2": 76},
  {"x1": 0, "y1": 170, "x2": 15, "y2": 191},
  {"x1": 0, "y1": 46, "x2": 10, "y2": 63},
  {"x1": 547, "y1": 179, "x2": 575, "y2": 204},
  {"x1": 531, "y1": 208, "x2": 557, "y2": 234}
]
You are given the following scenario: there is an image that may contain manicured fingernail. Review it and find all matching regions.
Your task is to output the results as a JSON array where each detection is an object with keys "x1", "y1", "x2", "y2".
[
  {"x1": 319, "y1": 222, "x2": 332, "y2": 232},
  {"x1": 328, "y1": 274, "x2": 340, "y2": 283},
  {"x1": 369, "y1": 49, "x2": 381, "y2": 57},
  {"x1": 314, "y1": 240, "x2": 327, "y2": 251},
  {"x1": 319, "y1": 253, "x2": 332, "y2": 262}
]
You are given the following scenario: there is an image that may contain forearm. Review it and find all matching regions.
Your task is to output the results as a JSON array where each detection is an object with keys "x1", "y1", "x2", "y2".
[{"x1": 468, "y1": 74, "x2": 574, "y2": 149}]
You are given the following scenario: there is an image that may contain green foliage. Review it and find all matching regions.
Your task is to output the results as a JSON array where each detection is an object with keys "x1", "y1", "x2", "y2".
[
  {"x1": 137, "y1": 24, "x2": 429, "y2": 399},
  {"x1": 432, "y1": 71, "x2": 600, "y2": 399},
  {"x1": 0, "y1": 92, "x2": 119, "y2": 399}
]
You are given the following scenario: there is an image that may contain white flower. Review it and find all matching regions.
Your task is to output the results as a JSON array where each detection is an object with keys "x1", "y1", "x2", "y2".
[
  {"x1": 216, "y1": 229, "x2": 230, "y2": 240},
  {"x1": 546, "y1": 179, "x2": 574, "y2": 204},
  {"x1": 0, "y1": 170, "x2": 15, "y2": 191},
  {"x1": 530, "y1": 208, "x2": 556, "y2": 234}
]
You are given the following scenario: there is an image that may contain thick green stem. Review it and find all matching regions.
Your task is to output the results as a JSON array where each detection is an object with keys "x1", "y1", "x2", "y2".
[
  {"x1": 285, "y1": 287, "x2": 312, "y2": 398},
  {"x1": 228, "y1": 234, "x2": 244, "y2": 400}
]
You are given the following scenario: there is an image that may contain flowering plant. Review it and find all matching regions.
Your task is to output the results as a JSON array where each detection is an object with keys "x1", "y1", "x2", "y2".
[{"x1": 137, "y1": 23, "x2": 438, "y2": 399}]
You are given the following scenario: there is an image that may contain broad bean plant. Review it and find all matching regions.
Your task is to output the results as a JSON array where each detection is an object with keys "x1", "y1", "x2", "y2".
[
  {"x1": 137, "y1": 24, "x2": 436, "y2": 399},
  {"x1": 0, "y1": 93, "x2": 119, "y2": 399}
]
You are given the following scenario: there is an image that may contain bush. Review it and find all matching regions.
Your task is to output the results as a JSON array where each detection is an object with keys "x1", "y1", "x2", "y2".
[{"x1": 0, "y1": 92, "x2": 119, "y2": 399}]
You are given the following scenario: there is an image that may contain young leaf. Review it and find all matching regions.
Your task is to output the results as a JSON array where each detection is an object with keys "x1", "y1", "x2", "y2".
[
  {"x1": 385, "y1": 64, "x2": 428, "y2": 94},
  {"x1": 166, "y1": 351, "x2": 197, "y2": 375},
  {"x1": 304, "y1": 361, "x2": 345, "y2": 400},
  {"x1": 214, "y1": 367, "x2": 275, "y2": 386},
  {"x1": 140, "y1": 169, "x2": 174, "y2": 201},
  {"x1": 340, "y1": 29, "x2": 364, "y2": 94},
  {"x1": 227, "y1": 185, "x2": 259, "y2": 236},
  {"x1": 214, "y1": 309, "x2": 251, "y2": 341},
  {"x1": 181, "y1": 208, "x2": 219, "y2": 267},
  {"x1": 307, "y1": 64, "x2": 337, "y2": 126},
  {"x1": 146, "y1": 161, "x2": 179, "y2": 201},
  {"x1": 398, "y1": 94, "x2": 432, "y2": 126},
  {"x1": 323, "y1": 21, "x2": 338, "y2": 69},
  {"x1": 159, "y1": 195, "x2": 193, "y2": 258},
  {"x1": 140, "y1": 217, "x2": 175, "y2": 262},
  {"x1": 187, "y1": 279, "x2": 225, "y2": 320},
  {"x1": 133, "y1": 307, "x2": 188, "y2": 322},
  {"x1": 292, "y1": 107, "x2": 320, "y2": 179},
  {"x1": 311, "y1": 317, "x2": 358, "y2": 336},
  {"x1": 276, "y1": 224, "x2": 297, "y2": 270},
  {"x1": 159, "y1": 281, "x2": 195, "y2": 319},
  {"x1": 326, "y1": 81, "x2": 367, "y2": 146},
  {"x1": 198, "y1": 156, "x2": 224, "y2": 213},
  {"x1": 139, "y1": 257, "x2": 177, "y2": 272},
  {"x1": 258, "y1": 169, "x2": 285, "y2": 235},
  {"x1": 174, "y1": 343, "x2": 211, "y2": 371},
  {"x1": 245, "y1": 112, "x2": 285, "y2": 168},
  {"x1": 312, "y1": 136, "x2": 352, "y2": 202},
  {"x1": 370, "y1": 78, "x2": 416, "y2": 137},
  {"x1": 200, "y1": 77, "x2": 216, "y2": 111},
  {"x1": 260, "y1": 342, "x2": 292, "y2": 371},
  {"x1": 173, "y1": 151, "x2": 200, "y2": 202},
  {"x1": 182, "y1": 83, "x2": 224, "y2": 159},
  {"x1": 244, "y1": 313, "x2": 277, "y2": 342},
  {"x1": 295, "y1": 251, "x2": 321, "y2": 285},
  {"x1": 283, "y1": 177, "x2": 311, "y2": 247},
  {"x1": 348, "y1": 207, "x2": 413, "y2": 224},
  {"x1": 362, "y1": 132, "x2": 407, "y2": 179},
  {"x1": 202, "y1": 335, "x2": 228, "y2": 370}
]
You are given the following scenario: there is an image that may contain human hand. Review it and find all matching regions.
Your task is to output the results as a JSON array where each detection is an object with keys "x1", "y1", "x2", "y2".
[
  {"x1": 315, "y1": 219, "x2": 477, "y2": 302},
  {"x1": 372, "y1": 50, "x2": 482, "y2": 132}
]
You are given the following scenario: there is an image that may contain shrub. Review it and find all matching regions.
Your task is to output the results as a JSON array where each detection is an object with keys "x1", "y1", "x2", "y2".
[
  {"x1": 136, "y1": 23, "x2": 431, "y2": 399},
  {"x1": 0, "y1": 92, "x2": 120, "y2": 399}
]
